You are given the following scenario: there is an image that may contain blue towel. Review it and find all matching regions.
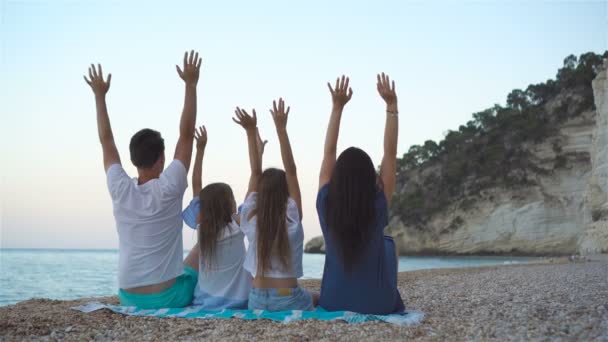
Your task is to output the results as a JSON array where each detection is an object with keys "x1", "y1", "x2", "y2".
[{"x1": 72, "y1": 301, "x2": 424, "y2": 326}]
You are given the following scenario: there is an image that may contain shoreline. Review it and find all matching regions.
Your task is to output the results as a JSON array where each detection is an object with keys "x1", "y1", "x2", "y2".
[
  {"x1": 304, "y1": 250, "x2": 585, "y2": 257},
  {"x1": 2, "y1": 247, "x2": 582, "y2": 258},
  {"x1": 0, "y1": 255, "x2": 556, "y2": 308},
  {"x1": 2, "y1": 255, "x2": 606, "y2": 340}
]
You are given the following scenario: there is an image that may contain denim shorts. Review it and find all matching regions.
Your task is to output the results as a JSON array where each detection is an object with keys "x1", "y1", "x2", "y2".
[{"x1": 248, "y1": 286, "x2": 314, "y2": 311}]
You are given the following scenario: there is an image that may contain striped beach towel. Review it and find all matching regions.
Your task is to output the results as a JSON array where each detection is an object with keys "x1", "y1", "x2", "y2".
[{"x1": 72, "y1": 301, "x2": 424, "y2": 326}]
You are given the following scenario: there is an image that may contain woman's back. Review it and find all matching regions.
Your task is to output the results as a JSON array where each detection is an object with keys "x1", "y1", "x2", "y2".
[{"x1": 316, "y1": 184, "x2": 404, "y2": 314}]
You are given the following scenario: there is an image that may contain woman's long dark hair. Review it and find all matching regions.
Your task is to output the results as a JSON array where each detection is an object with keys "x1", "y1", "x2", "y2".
[
  {"x1": 326, "y1": 147, "x2": 377, "y2": 273},
  {"x1": 198, "y1": 183, "x2": 235, "y2": 270},
  {"x1": 254, "y1": 168, "x2": 292, "y2": 277}
]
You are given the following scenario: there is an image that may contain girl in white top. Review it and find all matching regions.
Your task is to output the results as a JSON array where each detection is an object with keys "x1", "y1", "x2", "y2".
[
  {"x1": 181, "y1": 126, "x2": 253, "y2": 309},
  {"x1": 232, "y1": 98, "x2": 316, "y2": 311}
]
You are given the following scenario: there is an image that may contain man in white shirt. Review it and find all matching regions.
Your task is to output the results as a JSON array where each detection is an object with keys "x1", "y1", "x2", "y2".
[{"x1": 83, "y1": 51, "x2": 202, "y2": 308}]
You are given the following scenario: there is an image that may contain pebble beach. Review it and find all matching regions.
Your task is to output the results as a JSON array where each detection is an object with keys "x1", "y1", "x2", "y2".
[{"x1": 1, "y1": 256, "x2": 606, "y2": 341}]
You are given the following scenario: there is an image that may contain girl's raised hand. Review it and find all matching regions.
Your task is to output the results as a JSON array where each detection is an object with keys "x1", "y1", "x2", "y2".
[
  {"x1": 327, "y1": 75, "x2": 353, "y2": 108},
  {"x1": 194, "y1": 125, "x2": 207, "y2": 150},
  {"x1": 256, "y1": 128, "x2": 268, "y2": 157},
  {"x1": 270, "y1": 98, "x2": 290, "y2": 131},
  {"x1": 232, "y1": 107, "x2": 257, "y2": 131}
]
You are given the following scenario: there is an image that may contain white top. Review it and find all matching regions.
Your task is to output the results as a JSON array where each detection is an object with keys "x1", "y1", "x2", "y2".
[
  {"x1": 239, "y1": 192, "x2": 304, "y2": 278},
  {"x1": 106, "y1": 160, "x2": 188, "y2": 289},
  {"x1": 192, "y1": 220, "x2": 252, "y2": 309}
]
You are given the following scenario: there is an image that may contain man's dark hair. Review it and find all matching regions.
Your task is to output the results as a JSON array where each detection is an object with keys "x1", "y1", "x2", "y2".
[{"x1": 129, "y1": 129, "x2": 165, "y2": 168}]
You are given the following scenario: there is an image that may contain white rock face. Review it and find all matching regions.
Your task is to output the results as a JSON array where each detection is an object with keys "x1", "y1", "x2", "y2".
[
  {"x1": 388, "y1": 60, "x2": 608, "y2": 255},
  {"x1": 579, "y1": 59, "x2": 608, "y2": 254},
  {"x1": 304, "y1": 235, "x2": 326, "y2": 254}
]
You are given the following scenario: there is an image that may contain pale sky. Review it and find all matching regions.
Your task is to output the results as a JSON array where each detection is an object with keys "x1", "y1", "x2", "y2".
[{"x1": 1, "y1": 0, "x2": 606, "y2": 249}]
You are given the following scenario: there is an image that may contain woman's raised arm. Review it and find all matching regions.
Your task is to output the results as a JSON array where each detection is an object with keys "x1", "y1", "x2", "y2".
[
  {"x1": 377, "y1": 73, "x2": 399, "y2": 206},
  {"x1": 319, "y1": 75, "x2": 353, "y2": 189}
]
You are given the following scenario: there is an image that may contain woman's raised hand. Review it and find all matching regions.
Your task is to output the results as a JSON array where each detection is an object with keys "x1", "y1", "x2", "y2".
[
  {"x1": 232, "y1": 107, "x2": 257, "y2": 131},
  {"x1": 270, "y1": 98, "x2": 290, "y2": 131},
  {"x1": 327, "y1": 75, "x2": 353, "y2": 108},
  {"x1": 377, "y1": 72, "x2": 397, "y2": 112}
]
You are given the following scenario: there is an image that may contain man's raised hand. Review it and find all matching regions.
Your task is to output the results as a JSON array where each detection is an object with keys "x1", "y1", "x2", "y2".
[
  {"x1": 232, "y1": 107, "x2": 257, "y2": 131},
  {"x1": 176, "y1": 50, "x2": 202, "y2": 86},
  {"x1": 270, "y1": 98, "x2": 290, "y2": 131},
  {"x1": 194, "y1": 125, "x2": 207, "y2": 150},
  {"x1": 84, "y1": 64, "x2": 111, "y2": 96},
  {"x1": 327, "y1": 75, "x2": 353, "y2": 108}
]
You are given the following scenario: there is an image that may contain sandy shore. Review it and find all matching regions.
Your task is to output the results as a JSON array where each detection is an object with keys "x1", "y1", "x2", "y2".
[{"x1": 1, "y1": 256, "x2": 606, "y2": 341}]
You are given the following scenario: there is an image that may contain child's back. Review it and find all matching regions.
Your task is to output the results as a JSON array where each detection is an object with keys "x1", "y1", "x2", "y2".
[
  {"x1": 192, "y1": 219, "x2": 250, "y2": 309},
  {"x1": 183, "y1": 182, "x2": 251, "y2": 310},
  {"x1": 232, "y1": 100, "x2": 314, "y2": 312}
]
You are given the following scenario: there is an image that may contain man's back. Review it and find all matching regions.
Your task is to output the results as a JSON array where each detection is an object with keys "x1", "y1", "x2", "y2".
[
  {"x1": 107, "y1": 160, "x2": 188, "y2": 289},
  {"x1": 85, "y1": 52, "x2": 201, "y2": 308}
]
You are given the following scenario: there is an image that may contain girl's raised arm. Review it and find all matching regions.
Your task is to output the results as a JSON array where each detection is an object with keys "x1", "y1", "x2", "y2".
[
  {"x1": 377, "y1": 73, "x2": 399, "y2": 206},
  {"x1": 232, "y1": 108, "x2": 261, "y2": 198},
  {"x1": 191, "y1": 126, "x2": 207, "y2": 197},
  {"x1": 271, "y1": 98, "x2": 302, "y2": 218},
  {"x1": 319, "y1": 75, "x2": 353, "y2": 189}
]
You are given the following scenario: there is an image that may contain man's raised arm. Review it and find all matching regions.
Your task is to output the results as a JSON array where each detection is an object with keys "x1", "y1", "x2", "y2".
[
  {"x1": 84, "y1": 64, "x2": 120, "y2": 171},
  {"x1": 174, "y1": 50, "x2": 202, "y2": 171}
]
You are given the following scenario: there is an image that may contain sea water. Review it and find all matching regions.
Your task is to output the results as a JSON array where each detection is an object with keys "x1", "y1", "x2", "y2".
[{"x1": 0, "y1": 249, "x2": 534, "y2": 306}]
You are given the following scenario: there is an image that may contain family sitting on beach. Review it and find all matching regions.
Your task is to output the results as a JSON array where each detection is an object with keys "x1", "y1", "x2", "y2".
[{"x1": 83, "y1": 50, "x2": 404, "y2": 315}]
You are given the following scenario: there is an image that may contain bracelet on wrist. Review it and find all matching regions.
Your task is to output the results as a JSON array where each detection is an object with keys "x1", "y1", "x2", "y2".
[{"x1": 386, "y1": 110, "x2": 398, "y2": 117}]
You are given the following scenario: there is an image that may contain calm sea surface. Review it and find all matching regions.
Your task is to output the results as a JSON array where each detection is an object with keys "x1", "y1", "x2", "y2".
[{"x1": 0, "y1": 249, "x2": 534, "y2": 306}]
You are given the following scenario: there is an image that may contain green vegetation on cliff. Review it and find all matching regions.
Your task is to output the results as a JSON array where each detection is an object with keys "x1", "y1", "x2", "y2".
[{"x1": 393, "y1": 51, "x2": 608, "y2": 229}]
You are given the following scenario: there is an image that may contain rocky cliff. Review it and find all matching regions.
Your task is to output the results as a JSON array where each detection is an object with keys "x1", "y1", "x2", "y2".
[
  {"x1": 579, "y1": 59, "x2": 608, "y2": 253},
  {"x1": 306, "y1": 53, "x2": 608, "y2": 256},
  {"x1": 386, "y1": 58, "x2": 608, "y2": 256}
]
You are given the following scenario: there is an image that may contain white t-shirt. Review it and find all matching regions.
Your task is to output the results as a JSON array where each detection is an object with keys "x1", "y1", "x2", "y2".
[
  {"x1": 193, "y1": 220, "x2": 252, "y2": 309},
  {"x1": 106, "y1": 160, "x2": 188, "y2": 289},
  {"x1": 239, "y1": 192, "x2": 304, "y2": 278}
]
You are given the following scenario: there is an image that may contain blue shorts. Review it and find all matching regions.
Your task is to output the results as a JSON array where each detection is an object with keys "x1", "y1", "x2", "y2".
[
  {"x1": 118, "y1": 266, "x2": 198, "y2": 309},
  {"x1": 248, "y1": 286, "x2": 314, "y2": 311}
]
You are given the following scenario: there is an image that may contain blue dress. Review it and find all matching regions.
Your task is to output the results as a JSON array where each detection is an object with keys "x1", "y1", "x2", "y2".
[{"x1": 316, "y1": 184, "x2": 405, "y2": 314}]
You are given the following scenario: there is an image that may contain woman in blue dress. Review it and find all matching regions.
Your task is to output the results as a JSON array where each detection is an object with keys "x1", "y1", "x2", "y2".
[{"x1": 317, "y1": 73, "x2": 405, "y2": 314}]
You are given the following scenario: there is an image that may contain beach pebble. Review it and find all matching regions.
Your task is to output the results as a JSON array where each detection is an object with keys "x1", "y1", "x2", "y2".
[{"x1": 1, "y1": 257, "x2": 607, "y2": 340}]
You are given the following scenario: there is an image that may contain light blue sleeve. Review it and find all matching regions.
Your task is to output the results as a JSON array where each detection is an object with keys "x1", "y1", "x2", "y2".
[{"x1": 182, "y1": 197, "x2": 201, "y2": 229}]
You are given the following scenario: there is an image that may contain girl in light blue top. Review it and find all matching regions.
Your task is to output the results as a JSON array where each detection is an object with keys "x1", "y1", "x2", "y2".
[{"x1": 181, "y1": 126, "x2": 264, "y2": 310}]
